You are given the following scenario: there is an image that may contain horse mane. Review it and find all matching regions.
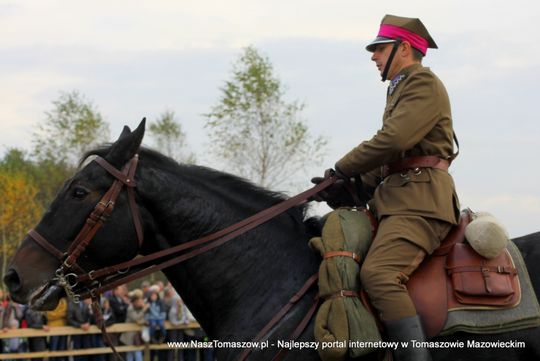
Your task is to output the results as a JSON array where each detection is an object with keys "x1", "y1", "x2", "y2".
[{"x1": 81, "y1": 146, "x2": 323, "y2": 237}]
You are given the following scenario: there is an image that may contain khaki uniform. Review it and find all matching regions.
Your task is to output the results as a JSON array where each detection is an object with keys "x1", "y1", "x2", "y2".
[{"x1": 335, "y1": 63, "x2": 460, "y2": 321}]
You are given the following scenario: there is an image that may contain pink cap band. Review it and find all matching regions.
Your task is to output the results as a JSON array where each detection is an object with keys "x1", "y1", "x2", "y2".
[{"x1": 378, "y1": 24, "x2": 429, "y2": 55}]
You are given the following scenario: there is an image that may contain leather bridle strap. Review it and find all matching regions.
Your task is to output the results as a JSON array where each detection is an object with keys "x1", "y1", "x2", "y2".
[
  {"x1": 76, "y1": 176, "x2": 338, "y2": 297},
  {"x1": 28, "y1": 155, "x2": 144, "y2": 276},
  {"x1": 91, "y1": 298, "x2": 123, "y2": 361},
  {"x1": 27, "y1": 229, "x2": 88, "y2": 277},
  {"x1": 237, "y1": 273, "x2": 319, "y2": 361}
]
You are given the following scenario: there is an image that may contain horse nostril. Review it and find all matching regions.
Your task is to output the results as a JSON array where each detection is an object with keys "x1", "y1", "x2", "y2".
[{"x1": 3, "y1": 269, "x2": 22, "y2": 293}]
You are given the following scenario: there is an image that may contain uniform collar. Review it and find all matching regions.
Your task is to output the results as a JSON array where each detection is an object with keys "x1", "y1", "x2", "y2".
[{"x1": 388, "y1": 63, "x2": 423, "y2": 96}]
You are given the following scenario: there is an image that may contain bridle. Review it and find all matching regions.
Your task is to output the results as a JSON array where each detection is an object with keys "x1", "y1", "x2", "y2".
[
  {"x1": 28, "y1": 154, "x2": 143, "y2": 302},
  {"x1": 26, "y1": 152, "x2": 339, "y2": 361}
]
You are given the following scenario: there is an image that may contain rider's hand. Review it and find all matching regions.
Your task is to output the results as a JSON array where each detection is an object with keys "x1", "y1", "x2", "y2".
[{"x1": 310, "y1": 168, "x2": 359, "y2": 209}]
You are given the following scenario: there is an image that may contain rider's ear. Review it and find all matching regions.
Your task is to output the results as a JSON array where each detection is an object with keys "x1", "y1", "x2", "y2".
[{"x1": 106, "y1": 118, "x2": 146, "y2": 167}]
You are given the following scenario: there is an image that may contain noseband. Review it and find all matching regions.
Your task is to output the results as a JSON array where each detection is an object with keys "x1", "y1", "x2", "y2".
[{"x1": 28, "y1": 154, "x2": 143, "y2": 301}]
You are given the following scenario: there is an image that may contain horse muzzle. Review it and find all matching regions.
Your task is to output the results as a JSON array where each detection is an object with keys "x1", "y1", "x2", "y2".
[{"x1": 4, "y1": 268, "x2": 64, "y2": 311}]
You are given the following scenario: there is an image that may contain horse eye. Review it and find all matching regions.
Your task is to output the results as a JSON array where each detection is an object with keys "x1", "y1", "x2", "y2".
[{"x1": 72, "y1": 186, "x2": 89, "y2": 199}]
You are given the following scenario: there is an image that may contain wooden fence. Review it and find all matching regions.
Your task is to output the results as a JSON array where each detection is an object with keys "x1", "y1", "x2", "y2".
[{"x1": 0, "y1": 321, "x2": 202, "y2": 360}]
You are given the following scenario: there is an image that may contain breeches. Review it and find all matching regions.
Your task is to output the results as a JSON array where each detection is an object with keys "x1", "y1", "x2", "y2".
[{"x1": 360, "y1": 215, "x2": 452, "y2": 321}]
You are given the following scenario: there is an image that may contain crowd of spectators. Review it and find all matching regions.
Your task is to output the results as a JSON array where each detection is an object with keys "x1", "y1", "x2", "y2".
[{"x1": 0, "y1": 281, "x2": 214, "y2": 361}]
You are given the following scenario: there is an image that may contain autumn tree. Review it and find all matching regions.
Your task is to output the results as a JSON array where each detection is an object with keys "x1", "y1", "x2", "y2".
[
  {"x1": 205, "y1": 46, "x2": 327, "y2": 189},
  {"x1": 148, "y1": 110, "x2": 195, "y2": 163},
  {"x1": 0, "y1": 148, "x2": 70, "y2": 208},
  {"x1": 33, "y1": 90, "x2": 110, "y2": 166},
  {"x1": 0, "y1": 171, "x2": 42, "y2": 281}
]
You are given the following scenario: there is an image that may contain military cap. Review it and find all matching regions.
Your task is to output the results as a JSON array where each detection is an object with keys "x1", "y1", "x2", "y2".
[{"x1": 366, "y1": 14, "x2": 438, "y2": 55}]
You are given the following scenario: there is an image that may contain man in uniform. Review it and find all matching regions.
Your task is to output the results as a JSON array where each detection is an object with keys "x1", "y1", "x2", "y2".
[{"x1": 314, "y1": 15, "x2": 460, "y2": 361}]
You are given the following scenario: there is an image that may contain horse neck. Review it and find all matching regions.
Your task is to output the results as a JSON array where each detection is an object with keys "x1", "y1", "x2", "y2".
[{"x1": 137, "y1": 161, "x2": 320, "y2": 338}]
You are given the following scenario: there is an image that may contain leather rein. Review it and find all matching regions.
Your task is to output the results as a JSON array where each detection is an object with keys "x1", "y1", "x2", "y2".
[{"x1": 27, "y1": 154, "x2": 337, "y2": 360}]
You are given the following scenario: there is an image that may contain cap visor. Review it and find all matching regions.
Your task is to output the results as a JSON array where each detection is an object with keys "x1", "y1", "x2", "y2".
[{"x1": 365, "y1": 37, "x2": 396, "y2": 52}]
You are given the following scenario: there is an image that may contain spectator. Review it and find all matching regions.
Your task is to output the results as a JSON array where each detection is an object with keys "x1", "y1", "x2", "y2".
[
  {"x1": 67, "y1": 299, "x2": 93, "y2": 361},
  {"x1": 162, "y1": 288, "x2": 175, "y2": 315},
  {"x1": 145, "y1": 289, "x2": 166, "y2": 344},
  {"x1": 24, "y1": 308, "x2": 48, "y2": 361},
  {"x1": 91, "y1": 298, "x2": 116, "y2": 361},
  {"x1": 167, "y1": 295, "x2": 187, "y2": 361},
  {"x1": 4, "y1": 319, "x2": 24, "y2": 358},
  {"x1": 141, "y1": 282, "x2": 151, "y2": 299},
  {"x1": 106, "y1": 286, "x2": 128, "y2": 353},
  {"x1": 155, "y1": 281, "x2": 165, "y2": 298},
  {"x1": 108, "y1": 286, "x2": 129, "y2": 323},
  {"x1": 2, "y1": 295, "x2": 23, "y2": 332},
  {"x1": 46, "y1": 298, "x2": 68, "y2": 361},
  {"x1": 120, "y1": 290, "x2": 148, "y2": 361}
]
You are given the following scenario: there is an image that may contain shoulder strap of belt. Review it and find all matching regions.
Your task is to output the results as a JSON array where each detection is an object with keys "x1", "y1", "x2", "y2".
[{"x1": 449, "y1": 131, "x2": 460, "y2": 162}]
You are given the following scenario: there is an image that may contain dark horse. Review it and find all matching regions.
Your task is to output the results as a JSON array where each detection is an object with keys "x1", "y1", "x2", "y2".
[{"x1": 4, "y1": 121, "x2": 540, "y2": 361}]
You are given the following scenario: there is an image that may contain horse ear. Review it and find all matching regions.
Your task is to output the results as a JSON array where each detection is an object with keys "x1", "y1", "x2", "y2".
[
  {"x1": 106, "y1": 118, "x2": 146, "y2": 167},
  {"x1": 119, "y1": 125, "x2": 132, "y2": 138}
]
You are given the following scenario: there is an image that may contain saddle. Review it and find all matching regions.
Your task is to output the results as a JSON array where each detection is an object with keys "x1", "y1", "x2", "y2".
[{"x1": 406, "y1": 210, "x2": 521, "y2": 338}]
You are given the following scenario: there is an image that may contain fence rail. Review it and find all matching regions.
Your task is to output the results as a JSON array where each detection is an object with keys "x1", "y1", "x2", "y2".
[{"x1": 0, "y1": 321, "x2": 202, "y2": 360}]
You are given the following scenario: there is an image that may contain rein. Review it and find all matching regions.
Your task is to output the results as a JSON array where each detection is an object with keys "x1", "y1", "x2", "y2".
[{"x1": 28, "y1": 154, "x2": 338, "y2": 360}]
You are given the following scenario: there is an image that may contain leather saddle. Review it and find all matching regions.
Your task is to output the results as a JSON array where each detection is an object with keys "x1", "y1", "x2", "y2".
[{"x1": 405, "y1": 210, "x2": 520, "y2": 338}]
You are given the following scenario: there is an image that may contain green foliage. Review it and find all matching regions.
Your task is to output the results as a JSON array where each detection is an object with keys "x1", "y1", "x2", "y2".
[
  {"x1": 0, "y1": 148, "x2": 71, "y2": 213},
  {"x1": 33, "y1": 90, "x2": 110, "y2": 166},
  {"x1": 205, "y1": 46, "x2": 327, "y2": 188},
  {"x1": 148, "y1": 111, "x2": 195, "y2": 163}
]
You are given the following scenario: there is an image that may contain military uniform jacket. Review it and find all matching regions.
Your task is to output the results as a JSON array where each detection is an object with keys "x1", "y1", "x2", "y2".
[{"x1": 336, "y1": 63, "x2": 460, "y2": 225}]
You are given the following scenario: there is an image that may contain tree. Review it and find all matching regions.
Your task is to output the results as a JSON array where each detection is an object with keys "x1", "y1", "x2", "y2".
[
  {"x1": 148, "y1": 110, "x2": 195, "y2": 163},
  {"x1": 205, "y1": 46, "x2": 327, "y2": 189},
  {"x1": 0, "y1": 171, "x2": 42, "y2": 282},
  {"x1": 32, "y1": 90, "x2": 110, "y2": 166},
  {"x1": 0, "y1": 148, "x2": 70, "y2": 209}
]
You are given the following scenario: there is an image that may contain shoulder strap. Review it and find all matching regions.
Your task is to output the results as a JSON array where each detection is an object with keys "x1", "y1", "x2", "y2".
[{"x1": 448, "y1": 131, "x2": 460, "y2": 162}]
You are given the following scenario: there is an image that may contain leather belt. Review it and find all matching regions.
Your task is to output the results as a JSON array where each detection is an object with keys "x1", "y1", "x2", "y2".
[
  {"x1": 382, "y1": 155, "x2": 450, "y2": 178},
  {"x1": 324, "y1": 290, "x2": 360, "y2": 300}
]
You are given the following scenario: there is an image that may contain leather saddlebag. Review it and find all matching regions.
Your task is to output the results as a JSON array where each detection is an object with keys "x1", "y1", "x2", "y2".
[{"x1": 446, "y1": 243, "x2": 519, "y2": 307}]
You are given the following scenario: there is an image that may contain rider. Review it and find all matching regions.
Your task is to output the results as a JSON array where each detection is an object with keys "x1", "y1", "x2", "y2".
[{"x1": 315, "y1": 14, "x2": 460, "y2": 361}]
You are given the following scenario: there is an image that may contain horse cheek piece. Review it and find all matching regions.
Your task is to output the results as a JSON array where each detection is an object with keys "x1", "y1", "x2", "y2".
[{"x1": 27, "y1": 154, "x2": 143, "y2": 302}]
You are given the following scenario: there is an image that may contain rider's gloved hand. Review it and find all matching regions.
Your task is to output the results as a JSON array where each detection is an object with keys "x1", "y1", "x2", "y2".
[{"x1": 310, "y1": 168, "x2": 359, "y2": 209}]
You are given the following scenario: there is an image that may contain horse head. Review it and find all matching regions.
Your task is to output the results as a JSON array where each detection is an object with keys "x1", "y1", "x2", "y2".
[{"x1": 4, "y1": 120, "x2": 151, "y2": 310}]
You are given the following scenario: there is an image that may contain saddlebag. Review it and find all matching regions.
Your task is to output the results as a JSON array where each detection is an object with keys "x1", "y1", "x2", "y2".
[{"x1": 446, "y1": 242, "x2": 520, "y2": 307}]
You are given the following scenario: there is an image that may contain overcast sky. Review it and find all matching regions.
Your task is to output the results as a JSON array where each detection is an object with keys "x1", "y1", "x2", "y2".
[{"x1": 1, "y1": 0, "x2": 539, "y2": 237}]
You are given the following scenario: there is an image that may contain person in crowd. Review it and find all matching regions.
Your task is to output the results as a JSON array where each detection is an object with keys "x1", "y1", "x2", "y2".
[
  {"x1": 67, "y1": 298, "x2": 93, "y2": 361},
  {"x1": 145, "y1": 289, "x2": 166, "y2": 344},
  {"x1": 167, "y1": 294, "x2": 187, "y2": 361},
  {"x1": 91, "y1": 297, "x2": 116, "y2": 361},
  {"x1": 155, "y1": 282, "x2": 165, "y2": 298},
  {"x1": 3, "y1": 319, "x2": 24, "y2": 359},
  {"x1": 120, "y1": 290, "x2": 148, "y2": 361},
  {"x1": 141, "y1": 282, "x2": 151, "y2": 299},
  {"x1": 24, "y1": 308, "x2": 48, "y2": 361},
  {"x1": 46, "y1": 298, "x2": 68, "y2": 361},
  {"x1": 2, "y1": 295, "x2": 23, "y2": 332},
  {"x1": 108, "y1": 286, "x2": 129, "y2": 323},
  {"x1": 106, "y1": 285, "x2": 129, "y2": 352},
  {"x1": 161, "y1": 287, "x2": 175, "y2": 316}
]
